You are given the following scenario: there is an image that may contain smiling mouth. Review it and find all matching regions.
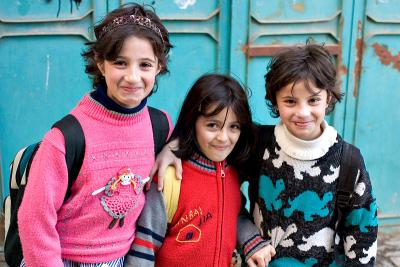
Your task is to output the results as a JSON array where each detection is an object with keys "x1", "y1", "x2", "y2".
[
  {"x1": 293, "y1": 121, "x2": 312, "y2": 128},
  {"x1": 213, "y1": 145, "x2": 229, "y2": 151},
  {"x1": 121, "y1": 86, "x2": 143, "y2": 92}
]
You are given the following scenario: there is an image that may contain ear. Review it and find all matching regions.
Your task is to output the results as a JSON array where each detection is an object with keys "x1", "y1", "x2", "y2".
[
  {"x1": 326, "y1": 91, "x2": 332, "y2": 108},
  {"x1": 156, "y1": 64, "x2": 162, "y2": 76},
  {"x1": 97, "y1": 61, "x2": 105, "y2": 76}
]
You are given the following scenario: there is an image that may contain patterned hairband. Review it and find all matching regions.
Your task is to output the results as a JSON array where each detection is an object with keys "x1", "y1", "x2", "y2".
[{"x1": 99, "y1": 14, "x2": 164, "y2": 42}]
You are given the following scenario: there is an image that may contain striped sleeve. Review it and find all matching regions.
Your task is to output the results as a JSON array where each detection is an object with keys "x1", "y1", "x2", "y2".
[
  {"x1": 237, "y1": 205, "x2": 269, "y2": 263},
  {"x1": 124, "y1": 183, "x2": 167, "y2": 267}
]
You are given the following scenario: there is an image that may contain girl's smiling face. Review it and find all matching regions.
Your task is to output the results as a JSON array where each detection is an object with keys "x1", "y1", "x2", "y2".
[
  {"x1": 97, "y1": 36, "x2": 160, "y2": 108},
  {"x1": 195, "y1": 106, "x2": 241, "y2": 162},
  {"x1": 276, "y1": 80, "x2": 330, "y2": 141}
]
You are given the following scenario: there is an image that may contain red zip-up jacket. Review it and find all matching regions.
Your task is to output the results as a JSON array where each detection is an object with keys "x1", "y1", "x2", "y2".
[{"x1": 156, "y1": 154, "x2": 241, "y2": 267}]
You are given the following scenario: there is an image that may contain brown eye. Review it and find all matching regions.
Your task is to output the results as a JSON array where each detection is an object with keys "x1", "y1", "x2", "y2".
[
  {"x1": 309, "y1": 98, "x2": 321, "y2": 105},
  {"x1": 113, "y1": 60, "x2": 126, "y2": 66}
]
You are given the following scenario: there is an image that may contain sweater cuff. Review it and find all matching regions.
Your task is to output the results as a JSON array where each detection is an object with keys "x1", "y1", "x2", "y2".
[
  {"x1": 242, "y1": 234, "x2": 269, "y2": 262},
  {"x1": 124, "y1": 183, "x2": 167, "y2": 267}
]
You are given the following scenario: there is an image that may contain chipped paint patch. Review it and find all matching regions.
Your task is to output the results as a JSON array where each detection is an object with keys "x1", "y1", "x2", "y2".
[
  {"x1": 339, "y1": 65, "x2": 348, "y2": 75},
  {"x1": 354, "y1": 38, "x2": 363, "y2": 97},
  {"x1": 353, "y1": 21, "x2": 364, "y2": 97},
  {"x1": 372, "y1": 43, "x2": 400, "y2": 71},
  {"x1": 292, "y1": 1, "x2": 305, "y2": 12},
  {"x1": 174, "y1": 0, "x2": 196, "y2": 10}
]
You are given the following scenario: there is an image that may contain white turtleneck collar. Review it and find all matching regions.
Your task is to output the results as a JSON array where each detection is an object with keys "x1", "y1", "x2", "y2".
[{"x1": 274, "y1": 120, "x2": 338, "y2": 160}]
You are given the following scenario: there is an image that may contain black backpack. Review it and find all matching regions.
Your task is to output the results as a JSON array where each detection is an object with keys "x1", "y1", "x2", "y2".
[{"x1": 3, "y1": 107, "x2": 169, "y2": 267}]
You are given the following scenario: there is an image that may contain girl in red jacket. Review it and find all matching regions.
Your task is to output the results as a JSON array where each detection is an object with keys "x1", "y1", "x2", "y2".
[{"x1": 125, "y1": 74, "x2": 275, "y2": 267}]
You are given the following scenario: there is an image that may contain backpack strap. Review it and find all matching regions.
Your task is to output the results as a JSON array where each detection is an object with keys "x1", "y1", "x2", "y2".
[
  {"x1": 248, "y1": 124, "x2": 275, "y2": 214},
  {"x1": 148, "y1": 106, "x2": 169, "y2": 155},
  {"x1": 162, "y1": 166, "x2": 182, "y2": 223},
  {"x1": 14, "y1": 143, "x2": 41, "y2": 188},
  {"x1": 335, "y1": 141, "x2": 362, "y2": 237},
  {"x1": 52, "y1": 114, "x2": 85, "y2": 202},
  {"x1": 336, "y1": 142, "x2": 361, "y2": 210}
]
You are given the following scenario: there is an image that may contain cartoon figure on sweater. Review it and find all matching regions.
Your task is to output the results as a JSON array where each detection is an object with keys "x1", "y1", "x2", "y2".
[{"x1": 92, "y1": 167, "x2": 150, "y2": 229}]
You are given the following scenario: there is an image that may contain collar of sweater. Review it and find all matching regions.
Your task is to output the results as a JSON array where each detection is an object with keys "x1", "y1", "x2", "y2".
[
  {"x1": 274, "y1": 120, "x2": 337, "y2": 160},
  {"x1": 187, "y1": 152, "x2": 229, "y2": 174},
  {"x1": 75, "y1": 94, "x2": 148, "y2": 126},
  {"x1": 90, "y1": 84, "x2": 147, "y2": 114}
]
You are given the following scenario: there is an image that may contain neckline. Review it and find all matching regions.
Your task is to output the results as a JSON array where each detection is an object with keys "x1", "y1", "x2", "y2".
[{"x1": 274, "y1": 121, "x2": 338, "y2": 160}]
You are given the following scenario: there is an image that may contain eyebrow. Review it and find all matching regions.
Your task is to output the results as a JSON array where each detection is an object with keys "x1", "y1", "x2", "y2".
[
  {"x1": 280, "y1": 91, "x2": 323, "y2": 99},
  {"x1": 116, "y1": 55, "x2": 157, "y2": 63}
]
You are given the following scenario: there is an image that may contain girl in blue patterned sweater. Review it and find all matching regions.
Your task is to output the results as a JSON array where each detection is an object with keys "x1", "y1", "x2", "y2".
[{"x1": 242, "y1": 43, "x2": 378, "y2": 266}]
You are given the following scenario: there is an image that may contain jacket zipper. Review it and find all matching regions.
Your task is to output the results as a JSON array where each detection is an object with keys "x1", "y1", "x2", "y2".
[{"x1": 217, "y1": 162, "x2": 225, "y2": 266}]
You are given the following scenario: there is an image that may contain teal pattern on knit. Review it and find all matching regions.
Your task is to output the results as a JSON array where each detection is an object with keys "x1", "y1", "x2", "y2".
[
  {"x1": 345, "y1": 202, "x2": 378, "y2": 233},
  {"x1": 253, "y1": 127, "x2": 378, "y2": 266},
  {"x1": 259, "y1": 175, "x2": 284, "y2": 211},
  {"x1": 283, "y1": 190, "x2": 333, "y2": 221}
]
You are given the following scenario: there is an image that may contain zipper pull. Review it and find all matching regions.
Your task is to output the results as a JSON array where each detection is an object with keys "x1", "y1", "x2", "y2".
[{"x1": 219, "y1": 162, "x2": 225, "y2": 178}]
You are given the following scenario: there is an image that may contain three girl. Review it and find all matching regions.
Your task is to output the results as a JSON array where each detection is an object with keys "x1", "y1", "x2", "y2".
[{"x1": 18, "y1": 3, "x2": 172, "y2": 266}]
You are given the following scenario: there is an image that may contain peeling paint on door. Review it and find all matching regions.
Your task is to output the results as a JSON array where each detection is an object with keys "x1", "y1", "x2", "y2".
[
  {"x1": 291, "y1": 0, "x2": 305, "y2": 12},
  {"x1": 372, "y1": 43, "x2": 400, "y2": 71},
  {"x1": 353, "y1": 21, "x2": 364, "y2": 97}
]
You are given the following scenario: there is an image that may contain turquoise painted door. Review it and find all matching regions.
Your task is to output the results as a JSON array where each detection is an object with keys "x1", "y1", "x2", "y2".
[
  {"x1": 1, "y1": 0, "x2": 399, "y2": 225},
  {"x1": 229, "y1": 0, "x2": 400, "y2": 225},
  {"x1": 348, "y1": 0, "x2": 400, "y2": 225},
  {"x1": 0, "y1": 0, "x2": 99, "y2": 199}
]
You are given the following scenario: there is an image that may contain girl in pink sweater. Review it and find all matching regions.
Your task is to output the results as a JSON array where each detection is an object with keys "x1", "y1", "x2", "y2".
[{"x1": 18, "y1": 3, "x2": 172, "y2": 267}]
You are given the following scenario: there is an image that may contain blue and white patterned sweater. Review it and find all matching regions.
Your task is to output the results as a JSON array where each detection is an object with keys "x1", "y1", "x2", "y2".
[{"x1": 247, "y1": 121, "x2": 378, "y2": 266}]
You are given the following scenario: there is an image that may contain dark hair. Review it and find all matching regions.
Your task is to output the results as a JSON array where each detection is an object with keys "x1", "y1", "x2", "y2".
[
  {"x1": 82, "y1": 3, "x2": 172, "y2": 93},
  {"x1": 170, "y1": 73, "x2": 256, "y2": 170},
  {"x1": 265, "y1": 43, "x2": 343, "y2": 117}
]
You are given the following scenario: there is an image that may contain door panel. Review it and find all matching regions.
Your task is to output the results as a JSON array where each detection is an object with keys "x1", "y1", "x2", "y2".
[
  {"x1": 0, "y1": 0, "x2": 98, "y2": 198},
  {"x1": 353, "y1": 0, "x2": 400, "y2": 221}
]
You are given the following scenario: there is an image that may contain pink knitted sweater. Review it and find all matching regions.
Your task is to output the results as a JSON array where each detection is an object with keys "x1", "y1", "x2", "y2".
[{"x1": 18, "y1": 95, "x2": 172, "y2": 267}]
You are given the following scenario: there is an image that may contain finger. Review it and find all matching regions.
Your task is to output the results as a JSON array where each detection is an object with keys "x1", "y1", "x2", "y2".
[
  {"x1": 147, "y1": 162, "x2": 159, "y2": 191},
  {"x1": 270, "y1": 246, "x2": 276, "y2": 257},
  {"x1": 149, "y1": 161, "x2": 159, "y2": 179},
  {"x1": 246, "y1": 259, "x2": 257, "y2": 267},
  {"x1": 256, "y1": 256, "x2": 266, "y2": 267},
  {"x1": 263, "y1": 254, "x2": 271, "y2": 266},
  {"x1": 145, "y1": 178, "x2": 152, "y2": 191},
  {"x1": 174, "y1": 159, "x2": 183, "y2": 180},
  {"x1": 157, "y1": 163, "x2": 167, "y2": 191}
]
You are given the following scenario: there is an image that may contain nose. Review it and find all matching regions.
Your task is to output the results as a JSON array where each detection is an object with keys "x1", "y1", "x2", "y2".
[
  {"x1": 216, "y1": 127, "x2": 229, "y2": 142},
  {"x1": 125, "y1": 66, "x2": 140, "y2": 83},
  {"x1": 296, "y1": 103, "x2": 311, "y2": 117}
]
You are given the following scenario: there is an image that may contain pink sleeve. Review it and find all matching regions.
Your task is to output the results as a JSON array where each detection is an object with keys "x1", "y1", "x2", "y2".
[{"x1": 18, "y1": 128, "x2": 68, "y2": 267}]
